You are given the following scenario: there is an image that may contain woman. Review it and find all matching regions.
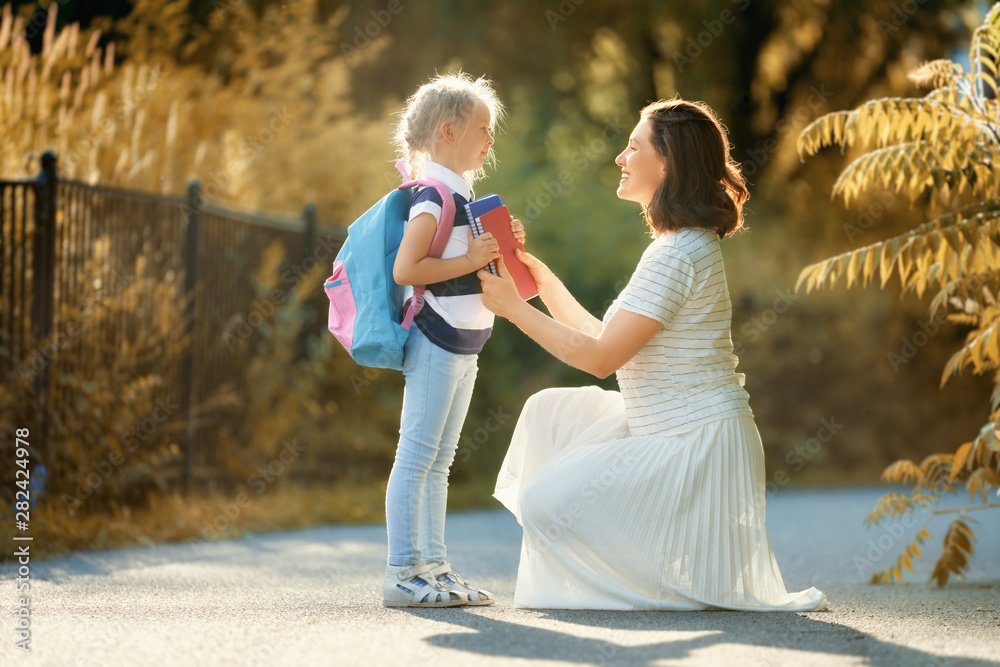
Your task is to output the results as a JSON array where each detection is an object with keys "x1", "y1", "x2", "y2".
[{"x1": 478, "y1": 98, "x2": 828, "y2": 611}]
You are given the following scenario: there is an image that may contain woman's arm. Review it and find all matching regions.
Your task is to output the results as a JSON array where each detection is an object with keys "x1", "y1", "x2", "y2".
[
  {"x1": 515, "y1": 249, "x2": 603, "y2": 336},
  {"x1": 393, "y1": 212, "x2": 498, "y2": 286},
  {"x1": 480, "y1": 258, "x2": 661, "y2": 379}
]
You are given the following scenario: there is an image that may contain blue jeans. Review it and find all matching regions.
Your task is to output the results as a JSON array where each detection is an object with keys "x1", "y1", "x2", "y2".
[{"x1": 386, "y1": 327, "x2": 479, "y2": 567}]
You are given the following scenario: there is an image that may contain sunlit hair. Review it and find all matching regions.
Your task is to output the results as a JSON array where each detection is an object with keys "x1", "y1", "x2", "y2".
[
  {"x1": 639, "y1": 98, "x2": 749, "y2": 238},
  {"x1": 393, "y1": 71, "x2": 504, "y2": 183}
]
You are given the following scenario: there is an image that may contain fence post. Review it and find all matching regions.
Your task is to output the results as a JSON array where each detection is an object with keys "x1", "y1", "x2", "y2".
[
  {"x1": 295, "y1": 203, "x2": 316, "y2": 362},
  {"x1": 179, "y1": 181, "x2": 201, "y2": 495},
  {"x1": 302, "y1": 202, "x2": 316, "y2": 263},
  {"x1": 31, "y1": 150, "x2": 57, "y2": 437}
]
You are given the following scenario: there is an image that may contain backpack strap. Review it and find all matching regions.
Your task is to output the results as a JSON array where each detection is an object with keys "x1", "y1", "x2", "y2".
[{"x1": 395, "y1": 160, "x2": 459, "y2": 328}]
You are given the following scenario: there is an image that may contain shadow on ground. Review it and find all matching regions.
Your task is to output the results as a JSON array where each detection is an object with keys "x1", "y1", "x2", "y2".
[{"x1": 402, "y1": 606, "x2": 996, "y2": 667}]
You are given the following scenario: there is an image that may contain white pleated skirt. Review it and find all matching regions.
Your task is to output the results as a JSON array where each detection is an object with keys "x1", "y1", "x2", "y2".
[{"x1": 493, "y1": 386, "x2": 828, "y2": 611}]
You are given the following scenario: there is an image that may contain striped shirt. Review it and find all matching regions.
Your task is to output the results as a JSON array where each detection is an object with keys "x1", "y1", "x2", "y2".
[
  {"x1": 405, "y1": 161, "x2": 494, "y2": 354},
  {"x1": 603, "y1": 227, "x2": 752, "y2": 436}
]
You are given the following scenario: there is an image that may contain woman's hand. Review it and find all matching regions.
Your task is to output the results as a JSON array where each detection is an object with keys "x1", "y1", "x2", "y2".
[
  {"x1": 514, "y1": 248, "x2": 556, "y2": 295},
  {"x1": 479, "y1": 257, "x2": 526, "y2": 320},
  {"x1": 466, "y1": 229, "x2": 500, "y2": 270}
]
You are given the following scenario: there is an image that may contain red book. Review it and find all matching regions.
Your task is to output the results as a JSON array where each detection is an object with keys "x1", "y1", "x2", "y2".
[{"x1": 477, "y1": 205, "x2": 539, "y2": 300}]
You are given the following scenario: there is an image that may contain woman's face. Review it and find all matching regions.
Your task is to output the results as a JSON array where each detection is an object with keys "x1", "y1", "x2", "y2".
[{"x1": 615, "y1": 119, "x2": 666, "y2": 207}]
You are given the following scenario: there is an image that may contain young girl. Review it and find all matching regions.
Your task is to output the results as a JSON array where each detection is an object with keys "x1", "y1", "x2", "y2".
[{"x1": 383, "y1": 72, "x2": 523, "y2": 607}]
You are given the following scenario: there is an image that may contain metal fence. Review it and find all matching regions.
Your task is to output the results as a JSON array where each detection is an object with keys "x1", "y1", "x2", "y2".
[{"x1": 0, "y1": 151, "x2": 346, "y2": 492}]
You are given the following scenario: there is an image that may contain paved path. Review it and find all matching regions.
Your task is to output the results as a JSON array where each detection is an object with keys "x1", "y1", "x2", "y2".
[{"x1": 1, "y1": 487, "x2": 998, "y2": 666}]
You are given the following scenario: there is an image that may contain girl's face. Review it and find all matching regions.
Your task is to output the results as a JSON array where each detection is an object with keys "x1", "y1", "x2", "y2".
[
  {"x1": 448, "y1": 104, "x2": 494, "y2": 174},
  {"x1": 615, "y1": 119, "x2": 666, "y2": 208}
]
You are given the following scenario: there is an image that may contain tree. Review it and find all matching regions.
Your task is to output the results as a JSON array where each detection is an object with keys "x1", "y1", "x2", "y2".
[{"x1": 796, "y1": 3, "x2": 1000, "y2": 585}]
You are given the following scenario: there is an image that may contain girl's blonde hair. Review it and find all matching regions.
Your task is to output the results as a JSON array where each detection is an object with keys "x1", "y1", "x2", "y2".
[{"x1": 393, "y1": 71, "x2": 504, "y2": 183}]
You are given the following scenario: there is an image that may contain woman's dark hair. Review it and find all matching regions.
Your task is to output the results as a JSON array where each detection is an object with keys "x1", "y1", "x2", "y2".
[{"x1": 639, "y1": 98, "x2": 749, "y2": 238}]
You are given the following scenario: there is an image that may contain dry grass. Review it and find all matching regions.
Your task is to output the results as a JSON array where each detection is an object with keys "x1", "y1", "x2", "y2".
[
  {"x1": 1, "y1": 0, "x2": 397, "y2": 220},
  {"x1": 17, "y1": 481, "x2": 381, "y2": 559},
  {"x1": 13, "y1": 478, "x2": 500, "y2": 561}
]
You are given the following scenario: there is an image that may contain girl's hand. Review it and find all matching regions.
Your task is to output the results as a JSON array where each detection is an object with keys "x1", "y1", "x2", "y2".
[
  {"x1": 466, "y1": 230, "x2": 500, "y2": 270},
  {"x1": 514, "y1": 248, "x2": 557, "y2": 294},
  {"x1": 510, "y1": 217, "x2": 526, "y2": 245},
  {"x1": 479, "y1": 257, "x2": 525, "y2": 319}
]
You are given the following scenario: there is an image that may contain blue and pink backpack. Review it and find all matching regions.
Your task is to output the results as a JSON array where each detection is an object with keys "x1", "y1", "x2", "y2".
[{"x1": 324, "y1": 161, "x2": 456, "y2": 370}]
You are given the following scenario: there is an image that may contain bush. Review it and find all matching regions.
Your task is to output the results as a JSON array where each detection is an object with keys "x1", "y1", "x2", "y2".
[{"x1": 796, "y1": 3, "x2": 1000, "y2": 585}]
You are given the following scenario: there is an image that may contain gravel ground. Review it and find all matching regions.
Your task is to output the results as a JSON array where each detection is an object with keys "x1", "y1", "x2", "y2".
[{"x1": 1, "y1": 486, "x2": 998, "y2": 666}]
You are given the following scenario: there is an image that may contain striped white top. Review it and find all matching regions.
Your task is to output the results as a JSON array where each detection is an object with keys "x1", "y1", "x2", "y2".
[{"x1": 604, "y1": 227, "x2": 752, "y2": 436}]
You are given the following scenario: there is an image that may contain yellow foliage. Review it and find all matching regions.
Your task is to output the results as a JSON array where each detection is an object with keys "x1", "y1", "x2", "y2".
[
  {"x1": 870, "y1": 527, "x2": 931, "y2": 585},
  {"x1": 880, "y1": 460, "x2": 924, "y2": 486},
  {"x1": 0, "y1": 0, "x2": 395, "y2": 222},
  {"x1": 931, "y1": 519, "x2": 976, "y2": 587},
  {"x1": 865, "y1": 490, "x2": 936, "y2": 526},
  {"x1": 966, "y1": 466, "x2": 1000, "y2": 502},
  {"x1": 907, "y1": 59, "x2": 963, "y2": 90},
  {"x1": 797, "y1": 3, "x2": 1000, "y2": 586}
]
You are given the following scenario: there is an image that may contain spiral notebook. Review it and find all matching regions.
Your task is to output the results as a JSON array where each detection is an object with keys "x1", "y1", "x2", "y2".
[{"x1": 465, "y1": 195, "x2": 539, "y2": 300}]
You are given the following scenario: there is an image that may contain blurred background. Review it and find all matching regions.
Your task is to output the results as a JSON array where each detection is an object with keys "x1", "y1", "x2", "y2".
[{"x1": 0, "y1": 0, "x2": 995, "y2": 558}]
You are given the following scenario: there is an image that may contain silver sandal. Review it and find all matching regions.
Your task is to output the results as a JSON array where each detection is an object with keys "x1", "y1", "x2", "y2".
[
  {"x1": 383, "y1": 562, "x2": 469, "y2": 607},
  {"x1": 428, "y1": 561, "x2": 495, "y2": 606}
]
